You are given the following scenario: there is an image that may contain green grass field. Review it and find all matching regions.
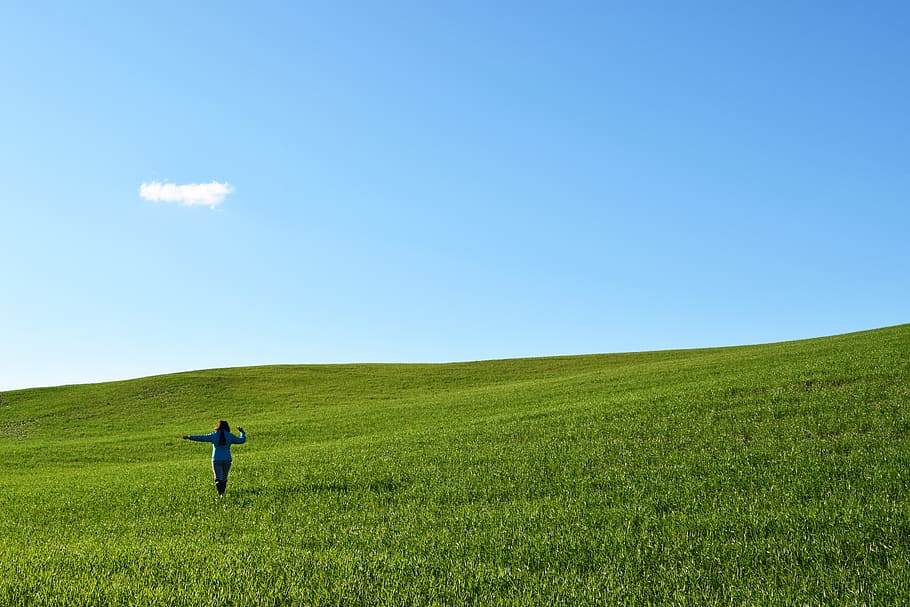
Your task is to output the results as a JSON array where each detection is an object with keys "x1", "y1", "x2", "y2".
[{"x1": 1, "y1": 325, "x2": 908, "y2": 605}]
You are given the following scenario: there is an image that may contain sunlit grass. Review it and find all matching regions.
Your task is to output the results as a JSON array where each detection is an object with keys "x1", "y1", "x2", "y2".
[{"x1": 1, "y1": 325, "x2": 908, "y2": 605}]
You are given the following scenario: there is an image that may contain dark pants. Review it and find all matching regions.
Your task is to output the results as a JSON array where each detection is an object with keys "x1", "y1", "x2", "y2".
[
  {"x1": 212, "y1": 461, "x2": 232, "y2": 495},
  {"x1": 212, "y1": 460, "x2": 232, "y2": 482}
]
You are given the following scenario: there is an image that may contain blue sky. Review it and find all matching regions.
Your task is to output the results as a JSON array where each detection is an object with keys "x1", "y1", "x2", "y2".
[{"x1": 2, "y1": 2, "x2": 907, "y2": 391}]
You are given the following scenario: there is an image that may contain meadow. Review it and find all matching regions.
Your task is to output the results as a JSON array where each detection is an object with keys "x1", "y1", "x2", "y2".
[{"x1": 1, "y1": 325, "x2": 908, "y2": 606}]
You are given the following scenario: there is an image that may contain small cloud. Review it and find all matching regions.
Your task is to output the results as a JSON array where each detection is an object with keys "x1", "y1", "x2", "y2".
[{"x1": 139, "y1": 181, "x2": 234, "y2": 209}]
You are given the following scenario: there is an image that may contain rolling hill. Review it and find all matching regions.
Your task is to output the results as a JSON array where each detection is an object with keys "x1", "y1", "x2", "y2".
[{"x1": 1, "y1": 325, "x2": 908, "y2": 605}]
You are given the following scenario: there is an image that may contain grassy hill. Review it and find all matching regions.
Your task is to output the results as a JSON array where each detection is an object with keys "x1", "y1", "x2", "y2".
[{"x1": 1, "y1": 325, "x2": 908, "y2": 605}]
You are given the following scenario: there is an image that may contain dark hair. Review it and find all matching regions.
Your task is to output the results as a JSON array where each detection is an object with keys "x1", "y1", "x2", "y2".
[{"x1": 216, "y1": 420, "x2": 230, "y2": 446}]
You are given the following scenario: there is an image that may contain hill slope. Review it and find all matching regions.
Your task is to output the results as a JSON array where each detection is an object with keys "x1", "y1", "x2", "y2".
[{"x1": 1, "y1": 325, "x2": 909, "y2": 605}]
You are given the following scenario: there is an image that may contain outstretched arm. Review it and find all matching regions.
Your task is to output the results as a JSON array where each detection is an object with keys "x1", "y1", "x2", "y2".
[{"x1": 182, "y1": 434, "x2": 212, "y2": 442}]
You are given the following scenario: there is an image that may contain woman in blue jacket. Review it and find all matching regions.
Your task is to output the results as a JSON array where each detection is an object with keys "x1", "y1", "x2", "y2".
[{"x1": 182, "y1": 420, "x2": 247, "y2": 496}]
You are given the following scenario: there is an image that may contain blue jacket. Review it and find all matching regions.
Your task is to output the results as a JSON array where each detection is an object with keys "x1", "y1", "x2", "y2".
[{"x1": 188, "y1": 430, "x2": 247, "y2": 461}]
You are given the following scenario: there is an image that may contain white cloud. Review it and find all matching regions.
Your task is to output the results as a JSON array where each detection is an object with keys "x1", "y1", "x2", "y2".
[{"x1": 139, "y1": 181, "x2": 235, "y2": 209}]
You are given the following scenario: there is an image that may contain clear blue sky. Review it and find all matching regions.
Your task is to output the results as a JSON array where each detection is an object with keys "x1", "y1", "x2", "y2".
[{"x1": 2, "y1": 2, "x2": 907, "y2": 391}]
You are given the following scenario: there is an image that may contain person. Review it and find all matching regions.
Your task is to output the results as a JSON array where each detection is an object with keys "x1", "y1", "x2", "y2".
[{"x1": 182, "y1": 420, "x2": 247, "y2": 497}]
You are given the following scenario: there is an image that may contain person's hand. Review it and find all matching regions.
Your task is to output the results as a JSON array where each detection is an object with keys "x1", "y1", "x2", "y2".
[
  {"x1": 182, "y1": 435, "x2": 189, "y2": 440},
  {"x1": 237, "y1": 427, "x2": 245, "y2": 433}
]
